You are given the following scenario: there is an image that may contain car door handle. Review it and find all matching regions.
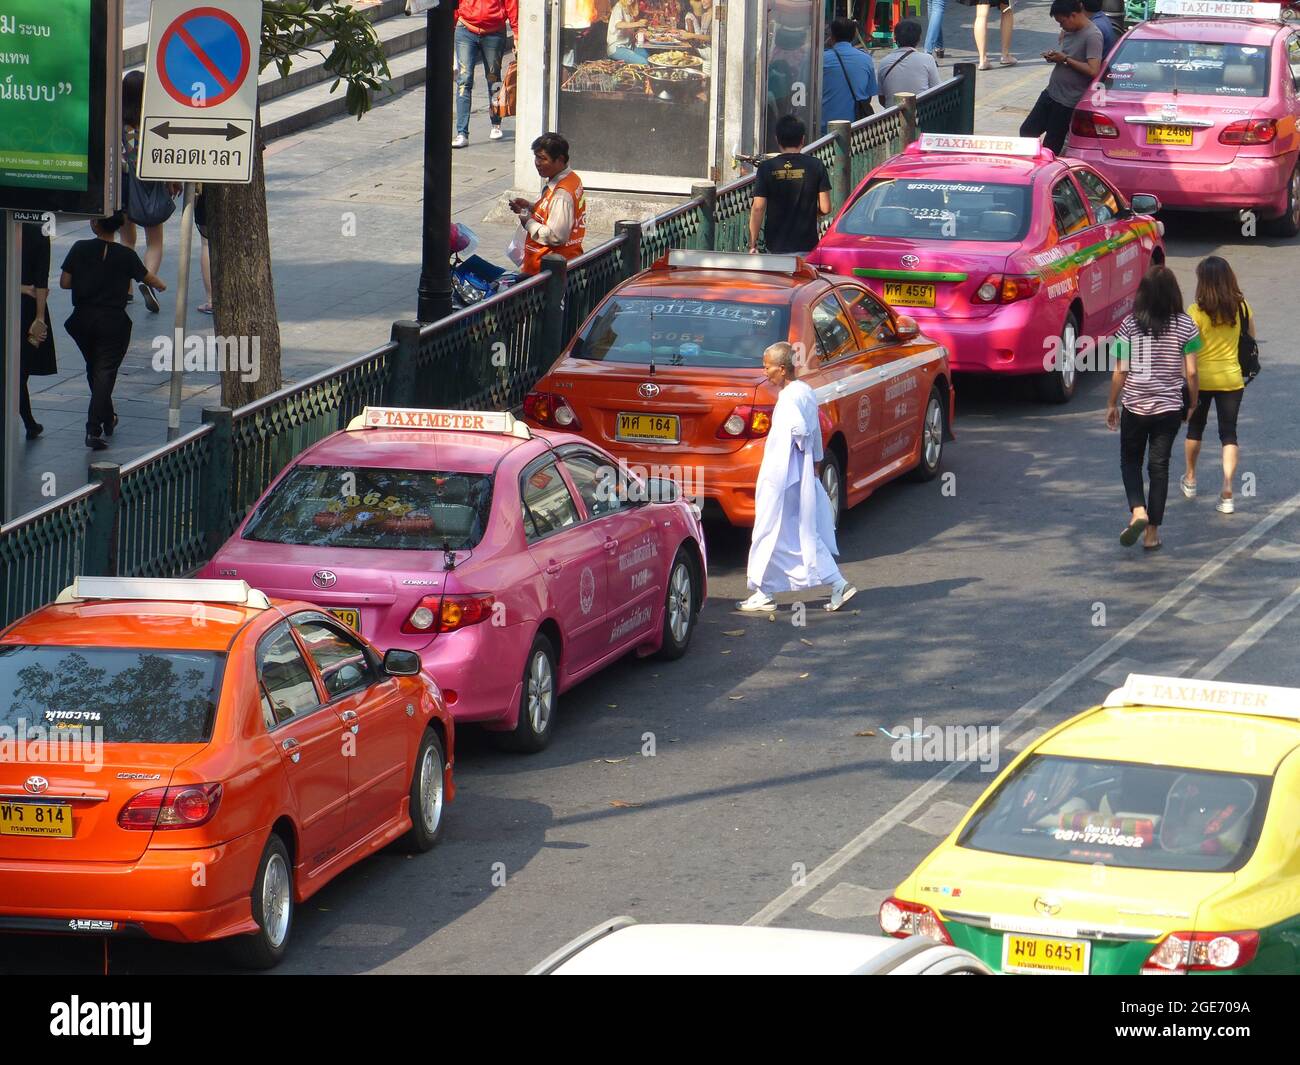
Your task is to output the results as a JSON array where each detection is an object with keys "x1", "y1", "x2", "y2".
[
  {"x1": 835, "y1": 379, "x2": 848, "y2": 391},
  {"x1": 340, "y1": 709, "x2": 359, "y2": 734},
  {"x1": 545, "y1": 560, "x2": 563, "y2": 575},
  {"x1": 604, "y1": 538, "x2": 619, "y2": 552},
  {"x1": 281, "y1": 737, "x2": 301, "y2": 764}
]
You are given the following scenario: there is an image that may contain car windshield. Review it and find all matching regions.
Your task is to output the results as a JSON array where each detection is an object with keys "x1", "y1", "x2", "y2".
[
  {"x1": 1103, "y1": 39, "x2": 1271, "y2": 97},
  {"x1": 243, "y1": 465, "x2": 493, "y2": 551},
  {"x1": 837, "y1": 179, "x2": 1031, "y2": 242},
  {"x1": 958, "y1": 755, "x2": 1270, "y2": 873},
  {"x1": 573, "y1": 297, "x2": 791, "y2": 368},
  {"x1": 0, "y1": 646, "x2": 224, "y2": 743}
]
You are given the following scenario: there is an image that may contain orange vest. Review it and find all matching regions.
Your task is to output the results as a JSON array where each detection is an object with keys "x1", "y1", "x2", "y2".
[{"x1": 523, "y1": 171, "x2": 587, "y2": 275}]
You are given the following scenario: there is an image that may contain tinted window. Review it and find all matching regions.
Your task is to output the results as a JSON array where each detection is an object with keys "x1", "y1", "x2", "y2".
[
  {"x1": 291, "y1": 617, "x2": 377, "y2": 699},
  {"x1": 1103, "y1": 39, "x2": 1271, "y2": 97},
  {"x1": 1052, "y1": 178, "x2": 1090, "y2": 236},
  {"x1": 1075, "y1": 169, "x2": 1121, "y2": 223},
  {"x1": 561, "y1": 452, "x2": 626, "y2": 518},
  {"x1": 837, "y1": 179, "x2": 1031, "y2": 242},
  {"x1": 0, "y1": 646, "x2": 223, "y2": 743},
  {"x1": 840, "y1": 286, "x2": 890, "y2": 342},
  {"x1": 573, "y1": 297, "x2": 792, "y2": 368},
  {"x1": 958, "y1": 755, "x2": 1270, "y2": 873},
  {"x1": 258, "y1": 625, "x2": 319, "y2": 728},
  {"x1": 521, "y1": 461, "x2": 580, "y2": 540},
  {"x1": 243, "y1": 465, "x2": 493, "y2": 551},
  {"x1": 1288, "y1": 34, "x2": 1300, "y2": 85},
  {"x1": 811, "y1": 295, "x2": 856, "y2": 361}
]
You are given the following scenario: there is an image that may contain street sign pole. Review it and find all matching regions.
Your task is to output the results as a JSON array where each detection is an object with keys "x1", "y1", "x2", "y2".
[
  {"x1": 417, "y1": 2, "x2": 455, "y2": 324},
  {"x1": 2, "y1": 214, "x2": 17, "y2": 523},
  {"x1": 167, "y1": 182, "x2": 196, "y2": 441}
]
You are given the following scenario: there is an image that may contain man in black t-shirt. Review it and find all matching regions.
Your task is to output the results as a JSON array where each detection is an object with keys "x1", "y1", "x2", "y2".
[{"x1": 748, "y1": 115, "x2": 832, "y2": 256}]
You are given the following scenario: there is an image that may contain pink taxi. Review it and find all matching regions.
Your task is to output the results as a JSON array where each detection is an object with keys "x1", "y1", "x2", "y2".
[
  {"x1": 1066, "y1": 6, "x2": 1300, "y2": 237},
  {"x1": 809, "y1": 134, "x2": 1166, "y2": 404},
  {"x1": 200, "y1": 408, "x2": 707, "y2": 752}
]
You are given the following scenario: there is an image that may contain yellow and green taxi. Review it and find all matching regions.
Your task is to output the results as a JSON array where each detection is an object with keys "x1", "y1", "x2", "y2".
[{"x1": 880, "y1": 675, "x2": 1300, "y2": 974}]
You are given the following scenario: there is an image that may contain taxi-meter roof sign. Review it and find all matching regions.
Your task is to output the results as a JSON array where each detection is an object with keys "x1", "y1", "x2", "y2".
[
  {"x1": 1154, "y1": 1, "x2": 1283, "y2": 18},
  {"x1": 346, "y1": 407, "x2": 533, "y2": 438},
  {"x1": 137, "y1": 1, "x2": 261, "y2": 183},
  {"x1": 917, "y1": 133, "x2": 1044, "y2": 158}
]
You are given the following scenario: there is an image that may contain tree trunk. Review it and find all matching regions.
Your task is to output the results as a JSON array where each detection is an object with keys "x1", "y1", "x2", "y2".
[{"x1": 206, "y1": 121, "x2": 283, "y2": 409}]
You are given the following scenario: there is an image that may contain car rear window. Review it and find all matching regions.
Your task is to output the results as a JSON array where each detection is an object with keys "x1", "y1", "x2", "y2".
[
  {"x1": 957, "y1": 755, "x2": 1270, "y2": 873},
  {"x1": 1103, "y1": 39, "x2": 1271, "y2": 97},
  {"x1": 837, "y1": 179, "x2": 1031, "y2": 242},
  {"x1": 243, "y1": 465, "x2": 493, "y2": 551},
  {"x1": 573, "y1": 297, "x2": 792, "y2": 368},
  {"x1": 0, "y1": 646, "x2": 223, "y2": 744}
]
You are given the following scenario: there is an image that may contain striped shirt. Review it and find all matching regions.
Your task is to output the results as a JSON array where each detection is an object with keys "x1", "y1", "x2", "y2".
[{"x1": 1113, "y1": 313, "x2": 1202, "y2": 416}]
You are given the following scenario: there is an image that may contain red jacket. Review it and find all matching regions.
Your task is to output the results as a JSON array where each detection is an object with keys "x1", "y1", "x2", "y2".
[{"x1": 457, "y1": 0, "x2": 518, "y2": 37}]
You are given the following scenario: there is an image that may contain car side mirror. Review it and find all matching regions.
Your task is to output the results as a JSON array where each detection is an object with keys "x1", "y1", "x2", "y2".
[
  {"x1": 889, "y1": 314, "x2": 921, "y2": 343},
  {"x1": 643, "y1": 477, "x2": 680, "y2": 504},
  {"x1": 384, "y1": 648, "x2": 422, "y2": 676},
  {"x1": 1130, "y1": 193, "x2": 1160, "y2": 216}
]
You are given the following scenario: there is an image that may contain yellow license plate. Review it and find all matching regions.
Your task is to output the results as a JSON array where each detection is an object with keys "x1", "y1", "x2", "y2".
[
  {"x1": 1146, "y1": 125, "x2": 1193, "y2": 146},
  {"x1": 330, "y1": 608, "x2": 360, "y2": 630},
  {"x1": 1003, "y1": 933, "x2": 1090, "y2": 975},
  {"x1": 0, "y1": 800, "x2": 73, "y2": 838},
  {"x1": 616, "y1": 413, "x2": 680, "y2": 443},
  {"x1": 882, "y1": 281, "x2": 936, "y2": 308}
]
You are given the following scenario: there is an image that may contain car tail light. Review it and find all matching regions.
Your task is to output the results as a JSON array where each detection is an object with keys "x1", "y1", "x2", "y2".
[
  {"x1": 1141, "y1": 931, "x2": 1259, "y2": 973},
  {"x1": 878, "y1": 896, "x2": 953, "y2": 943},
  {"x1": 973, "y1": 274, "x2": 1041, "y2": 304},
  {"x1": 523, "y1": 391, "x2": 581, "y2": 430},
  {"x1": 716, "y1": 405, "x2": 774, "y2": 439},
  {"x1": 1219, "y1": 119, "x2": 1276, "y2": 146},
  {"x1": 118, "y1": 784, "x2": 222, "y2": 831},
  {"x1": 1071, "y1": 110, "x2": 1119, "y2": 139},
  {"x1": 404, "y1": 593, "x2": 496, "y2": 634}
]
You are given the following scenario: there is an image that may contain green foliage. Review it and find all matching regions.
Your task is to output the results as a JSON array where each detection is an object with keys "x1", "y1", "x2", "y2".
[{"x1": 262, "y1": 2, "x2": 392, "y2": 118}]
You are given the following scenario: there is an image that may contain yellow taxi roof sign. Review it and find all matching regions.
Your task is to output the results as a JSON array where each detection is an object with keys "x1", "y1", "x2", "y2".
[
  {"x1": 915, "y1": 133, "x2": 1044, "y2": 158},
  {"x1": 346, "y1": 406, "x2": 531, "y2": 438},
  {"x1": 1105, "y1": 673, "x2": 1300, "y2": 722},
  {"x1": 1154, "y1": 1, "x2": 1282, "y2": 18}
]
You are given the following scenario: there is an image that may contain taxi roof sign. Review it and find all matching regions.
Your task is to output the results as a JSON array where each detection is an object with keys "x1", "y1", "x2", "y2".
[
  {"x1": 915, "y1": 133, "x2": 1046, "y2": 158},
  {"x1": 346, "y1": 407, "x2": 532, "y2": 438},
  {"x1": 56, "y1": 577, "x2": 271, "y2": 608},
  {"x1": 1104, "y1": 673, "x2": 1300, "y2": 722},
  {"x1": 1153, "y1": 1, "x2": 1282, "y2": 18},
  {"x1": 664, "y1": 250, "x2": 809, "y2": 276}
]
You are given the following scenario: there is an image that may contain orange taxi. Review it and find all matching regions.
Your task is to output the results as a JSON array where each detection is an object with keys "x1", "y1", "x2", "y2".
[
  {"x1": 0, "y1": 577, "x2": 454, "y2": 968},
  {"x1": 523, "y1": 250, "x2": 954, "y2": 527}
]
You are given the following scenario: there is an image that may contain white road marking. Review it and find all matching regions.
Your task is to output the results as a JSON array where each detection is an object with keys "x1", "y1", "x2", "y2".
[
  {"x1": 806, "y1": 882, "x2": 890, "y2": 920},
  {"x1": 908, "y1": 800, "x2": 970, "y2": 837},
  {"x1": 1094, "y1": 656, "x2": 1198, "y2": 686},
  {"x1": 1200, "y1": 581, "x2": 1300, "y2": 680},
  {"x1": 1174, "y1": 593, "x2": 1270, "y2": 625},
  {"x1": 746, "y1": 487, "x2": 1300, "y2": 927}
]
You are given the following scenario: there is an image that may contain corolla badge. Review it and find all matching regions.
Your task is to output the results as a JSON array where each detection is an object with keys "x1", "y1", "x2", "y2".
[
  {"x1": 24, "y1": 775, "x2": 49, "y2": 794},
  {"x1": 312, "y1": 570, "x2": 338, "y2": 589},
  {"x1": 901, "y1": 254, "x2": 920, "y2": 269},
  {"x1": 1034, "y1": 896, "x2": 1062, "y2": 917},
  {"x1": 638, "y1": 382, "x2": 661, "y2": 399}
]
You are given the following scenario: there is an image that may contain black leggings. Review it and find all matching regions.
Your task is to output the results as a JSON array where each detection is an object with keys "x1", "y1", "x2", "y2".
[
  {"x1": 1120, "y1": 407, "x2": 1183, "y2": 527},
  {"x1": 1186, "y1": 388, "x2": 1243, "y2": 446}
]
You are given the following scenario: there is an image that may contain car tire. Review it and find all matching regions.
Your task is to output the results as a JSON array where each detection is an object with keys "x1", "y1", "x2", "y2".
[
  {"x1": 227, "y1": 833, "x2": 294, "y2": 970},
  {"x1": 398, "y1": 727, "x2": 446, "y2": 852},
  {"x1": 497, "y1": 633, "x2": 557, "y2": 753},
  {"x1": 1266, "y1": 164, "x2": 1300, "y2": 238},
  {"x1": 656, "y1": 549, "x2": 699, "y2": 661},
  {"x1": 1036, "y1": 312, "x2": 1080, "y2": 404},
  {"x1": 908, "y1": 386, "x2": 945, "y2": 482},
  {"x1": 819, "y1": 447, "x2": 845, "y2": 530}
]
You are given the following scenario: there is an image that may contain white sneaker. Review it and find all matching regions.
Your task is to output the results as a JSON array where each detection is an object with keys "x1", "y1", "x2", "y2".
[
  {"x1": 1217, "y1": 495, "x2": 1235, "y2": 514},
  {"x1": 489, "y1": 126, "x2": 503, "y2": 140},
  {"x1": 1180, "y1": 476, "x2": 1197, "y2": 499},
  {"x1": 825, "y1": 580, "x2": 858, "y2": 612},
  {"x1": 452, "y1": 133, "x2": 468, "y2": 149},
  {"x1": 737, "y1": 591, "x2": 776, "y2": 612}
]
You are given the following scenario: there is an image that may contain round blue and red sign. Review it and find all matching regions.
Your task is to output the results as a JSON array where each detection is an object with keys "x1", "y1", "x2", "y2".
[{"x1": 155, "y1": 6, "x2": 252, "y2": 109}]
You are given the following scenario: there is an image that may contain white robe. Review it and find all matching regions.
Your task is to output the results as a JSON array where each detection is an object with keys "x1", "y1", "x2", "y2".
[{"x1": 746, "y1": 379, "x2": 842, "y2": 593}]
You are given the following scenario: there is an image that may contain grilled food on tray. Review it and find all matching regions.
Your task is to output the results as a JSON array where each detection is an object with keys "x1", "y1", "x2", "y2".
[{"x1": 649, "y1": 50, "x2": 704, "y2": 68}]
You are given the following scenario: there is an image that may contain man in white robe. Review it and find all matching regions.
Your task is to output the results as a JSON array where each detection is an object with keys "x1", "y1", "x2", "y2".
[{"x1": 739, "y1": 342, "x2": 857, "y2": 612}]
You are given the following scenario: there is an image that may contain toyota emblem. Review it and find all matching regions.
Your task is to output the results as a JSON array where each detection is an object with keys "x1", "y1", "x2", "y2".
[
  {"x1": 1034, "y1": 896, "x2": 1062, "y2": 917},
  {"x1": 24, "y1": 775, "x2": 49, "y2": 795},
  {"x1": 312, "y1": 570, "x2": 338, "y2": 589},
  {"x1": 638, "y1": 382, "x2": 661, "y2": 399},
  {"x1": 901, "y1": 254, "x2": 920, "y2": 269}
]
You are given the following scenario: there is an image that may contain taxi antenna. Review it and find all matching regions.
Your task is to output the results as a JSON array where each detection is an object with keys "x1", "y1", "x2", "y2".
[{"x1": 442, "y1": 537, "x2": 457, "y2": 571}]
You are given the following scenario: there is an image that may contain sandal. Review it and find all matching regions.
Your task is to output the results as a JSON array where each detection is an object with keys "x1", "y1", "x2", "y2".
[
  {"x1": 1179, "y1": 476, "x2": 1197, "y2": 499},
  {"x1": 1120, "y1": 516, "x2": 1149, "y2": 547},
  {"x1": 978, "y1": 60, "x2": 992, "y2": 71},
  {"x1": 999, "y1": 56, "x2": 1018, "y2": 66},
  {"x1": 197, "y1": 303, "x2": 214, "y2": 315},
  {"x1": 1143, "y1": 539, "x2": 1163, "y2": 551}
]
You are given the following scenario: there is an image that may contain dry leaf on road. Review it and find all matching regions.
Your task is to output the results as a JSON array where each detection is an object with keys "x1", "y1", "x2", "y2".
[
  {"x1": 723, "y1": 629, "x2": 745, "y2": 637},
  {"x1": 854, "y1": 730, "x2": 876, "y2": 737},
  {"x1": 609, "y1": 799, "x2": 643, "y2": 808}
]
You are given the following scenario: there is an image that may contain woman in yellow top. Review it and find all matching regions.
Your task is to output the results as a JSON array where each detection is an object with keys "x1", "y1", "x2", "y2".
[{"x1": 1183, "y1": 256, "x2": 1254, "y2": 515}]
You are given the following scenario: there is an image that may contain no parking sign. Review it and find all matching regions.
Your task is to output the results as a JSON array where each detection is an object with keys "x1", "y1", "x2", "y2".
[{"x1": 137, "y1": 0, "x2": 261, "y2": 183}]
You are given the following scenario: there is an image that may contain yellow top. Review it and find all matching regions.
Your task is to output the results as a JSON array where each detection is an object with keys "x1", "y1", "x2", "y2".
[{"x1": 1188, "y1": 299, "x2": 1249, "y2": 392}]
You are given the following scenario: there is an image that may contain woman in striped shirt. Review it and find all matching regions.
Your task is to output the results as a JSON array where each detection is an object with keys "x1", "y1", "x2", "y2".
[{"x1": 1105, "y1": 266, "x2": 1201, "y2": 550}]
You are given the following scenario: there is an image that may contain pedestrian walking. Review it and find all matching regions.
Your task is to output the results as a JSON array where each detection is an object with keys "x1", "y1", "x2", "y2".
[
  {"x1": 452, "y1": 0, "x2": 518, "y2": 148},
  {"x1": 18, "y1": 223, "x2": 57, "y2": 440},
  {"x1": 1183, "y1": 256, "x2": 1254, "y2": 515},
  {"x1": 194, "y1": 185, "x2": 214, "y2": 315},
  {"x1": 877, "y1": 19, "x2": 943, "y2": 106},
  {"x1": 606, "y1": 0, "x2": 651, "y2": 64},
  {"x1": 508, "y1": 133, "x2": 587, "y2": 275},
  {"x1": 60, "y1": 213, "x2": 168, "y2": 450},
  {"x1": 1106, "y1": 265, "x2": 1201, "y2": 550},
  {"x1": 741, "y1": 342, "x2": 857, "y2": 612},
  {"x1": 1019, "y1": 0, "x2": 1102, "y2": 154},
  {"x1": 1082, "y1": 0, "x2": 1119, "y2": 56},
  {"x1": 119, "y1": 70, "x2": 177, "y2": 313},
  {"x1": 962, "y1": 0, "x2": 1016, "y2": 71},
  {"x1": 923, "y1": 0, "x2": 947, "y2": 59},
  {"x1": 822, "y1": 17, "x2": 877, "y2": 128},
  {"x1": 747, "y1": 115, "x2": 831, "y2": 255}
]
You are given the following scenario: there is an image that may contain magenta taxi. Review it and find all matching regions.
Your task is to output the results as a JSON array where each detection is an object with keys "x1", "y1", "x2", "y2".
[
  {"x1": 809, "y1": 133, "x2": 1166, "y2": 403},
  {"x1": 199, "y1": 407, "x2": 707, "y2": 752},
  {"x1": 1067, "y1": 1, "x2": 1300, "y2": 237}
]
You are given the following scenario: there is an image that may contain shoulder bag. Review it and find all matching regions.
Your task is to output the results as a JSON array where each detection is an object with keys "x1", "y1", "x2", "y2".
[
  {"x1": 1237, "y1": 302, "x2": 1260, "y2": 385},
  {"x1": 832, "y1": 46, "x2": 873, "y2": 121}
]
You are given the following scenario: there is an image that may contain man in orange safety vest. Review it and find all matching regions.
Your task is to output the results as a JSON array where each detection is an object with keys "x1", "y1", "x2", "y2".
[{"x1": 509, "y1": 133, "x2": 586, "y2": 275}]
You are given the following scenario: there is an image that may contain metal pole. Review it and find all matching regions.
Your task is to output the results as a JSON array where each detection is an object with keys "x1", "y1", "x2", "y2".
[
  {"x1": 417, "y1": 3, "x2": 456, "y2": 324},
  {"x1": 167, "y1": 182, "x2": 196, "y2": 441},
  {"x1": 2, "y1": 213, "x2": 19, "y2": 522}
]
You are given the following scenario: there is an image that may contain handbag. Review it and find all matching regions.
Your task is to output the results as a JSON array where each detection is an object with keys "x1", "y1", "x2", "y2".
[
  {"x1": 1237, "y1": 302, "x2": 1260, "y2": 385},
  {"x1": 832, "y1": 46, "x2": 873, "y2": 121},
  {"x1": 122, "y1": 131, "x2": 177, "y2": 227},
  {"x1": 498, "y1": 56, "x2": 517, "y2": 119}
]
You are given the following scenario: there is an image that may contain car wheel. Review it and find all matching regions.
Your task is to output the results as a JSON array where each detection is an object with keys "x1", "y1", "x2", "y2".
[
  {"x1": 227, "y1": 834, "x2": 294, "y2": 970},
  {"x1": 1036, "y1": 312, "x2": 1080, "y2": 404},
  {"x1": 656, "y1": 549, "x2": 698, "y2": 661},
  {"x1": 908, "y1": 386, "x2": 945, "y2": 482},
  {"x1": 398, "y1": 727, "x2": 446, "y2": 852},
  {"x1": 498, "y1": 634, "x2": 557, "y2": 753},
  {"x1": 1266, "y1": 164, "x2": 1300, "y2": 238},
  {"x1": 819, "y1": 447, "x2": 844, "y2": 530}
]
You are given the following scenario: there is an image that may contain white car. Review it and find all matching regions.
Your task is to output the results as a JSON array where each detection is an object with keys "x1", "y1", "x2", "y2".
[{"x1": 528, "y1": 917, "x2": 992, "y2": 975}]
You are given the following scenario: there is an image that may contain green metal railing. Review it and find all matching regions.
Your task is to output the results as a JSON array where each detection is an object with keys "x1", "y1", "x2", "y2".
[{"x1": 0, "y1": 69, "x2": 975, "y2": 627}]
